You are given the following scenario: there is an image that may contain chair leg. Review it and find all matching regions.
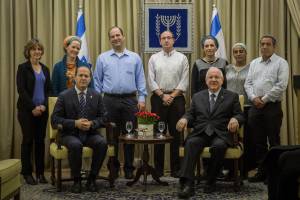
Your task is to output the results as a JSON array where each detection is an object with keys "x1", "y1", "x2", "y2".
[
  {"x1": 107, "y1": 156, "x2": 115, "y2": 187},
  {"x1": 57, "y1": 159, "x2": 62, "y2": 192},
  {"x1": 14, "y1": 188, "x2": 20, "y2": 200},
  {"x1": 233, "y1": 159, "x2": 241, "y2": 191},
  {"x1": 196, "y1": 158, "x2": 201, "y2": 184},
  {"x1": 239, "y1": 155, "x2": 246, "y2": 179},
  {"x1": 50, "y1": 156, "x2": 56, "y2": 185}
]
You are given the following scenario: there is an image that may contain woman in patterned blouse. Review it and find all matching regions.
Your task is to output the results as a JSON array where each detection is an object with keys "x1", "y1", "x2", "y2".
[
  {"x1": 51, "y1": 36, "x2": 92, "y2": 96},
  {"x1": 225, "y1": 43, "x2": 250, "y2": 105}
]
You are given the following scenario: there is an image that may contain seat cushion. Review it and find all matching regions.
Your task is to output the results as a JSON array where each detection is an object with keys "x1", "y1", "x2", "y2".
[
  {"x1": 50, "y1": 143, "x2": 93, "y2": 159},
  {"x1": 0, "y1": 159, "x2": 21, "y2": 183},
  {"x1": 201, "y1": 145, "x2": 243, "y2": 159}
]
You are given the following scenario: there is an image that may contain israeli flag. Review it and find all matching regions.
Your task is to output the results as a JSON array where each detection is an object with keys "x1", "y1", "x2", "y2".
[
  {"x1": 210, "y1": 6, "x2": 227, "y2": 60},
  {"x1": 76, "y1": 9, "x2": 90, "y2": 64}
]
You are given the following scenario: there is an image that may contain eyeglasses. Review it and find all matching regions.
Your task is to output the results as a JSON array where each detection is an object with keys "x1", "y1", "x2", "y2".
[{"x1": 161, "y1": 36, "x2": 173, "y2": 40}]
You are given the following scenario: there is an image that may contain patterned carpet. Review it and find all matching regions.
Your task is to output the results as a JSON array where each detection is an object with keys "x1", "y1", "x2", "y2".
[{"x1": 21, "y1": 177, "x2": 268, "y2": 200}]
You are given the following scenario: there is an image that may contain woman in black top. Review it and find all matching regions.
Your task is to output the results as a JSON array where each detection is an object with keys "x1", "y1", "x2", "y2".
[
  {"x1": 191, "y1": 35, "x2": 228, "y2": 97},
  {"x1": 16, "y1": 39, "x2": 51, "y2": 185}
]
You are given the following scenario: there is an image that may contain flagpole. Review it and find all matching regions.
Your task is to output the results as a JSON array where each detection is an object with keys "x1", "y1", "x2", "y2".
[{"x1": 78, "y1": 0, "x2": 83, "y2": 10}]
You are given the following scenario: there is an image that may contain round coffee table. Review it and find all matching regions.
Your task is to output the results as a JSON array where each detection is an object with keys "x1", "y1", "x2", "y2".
[{"x1": 119, "y1": 135, "x2": 173, "y2": 191}]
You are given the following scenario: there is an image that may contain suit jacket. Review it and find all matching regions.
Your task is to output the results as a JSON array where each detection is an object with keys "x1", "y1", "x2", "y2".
[
  {"x1": 51, "y1": 87, "x2": 107, "y2": 137},
  {"x1": 16, "y1": 61, "x2": 51, "y2": 112},
  {"x1": 184, "y1": 88, "x2": 244, "y2": 146}
]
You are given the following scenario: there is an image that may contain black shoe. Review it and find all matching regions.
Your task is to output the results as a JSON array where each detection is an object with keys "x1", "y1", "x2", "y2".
[
  {"x1": 248, "y1": 172, "x2": 266, "y2": 183},
  {"x1": 71, "y1": 181, "x2": 82, "y2": 193},
  {"x1": 125, "y1": 171, "x2": 134, "y2": 179},
  {"x1": 86, "y1": 179, "x2": 98, "y2": 192},
  {"x1": 171, "y1": 171, "x2": 180, "y2": 178},
  {"x1": 177, "y1": 185, "x2": 195, "y2": 199},
  {"x1": 24, "y1": 175, "x2": 37, "y2": 185},
  {"x1": 203, "y1": 183, "x2": 216, "y2": 193},
  {"x1": 36, "y1": 174, "x2": 48, "y2": 184}
]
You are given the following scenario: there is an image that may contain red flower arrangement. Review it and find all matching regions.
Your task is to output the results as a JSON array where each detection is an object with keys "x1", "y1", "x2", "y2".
[{"x1": 135, "y1": 111, "x2": 160, "y2": 124}]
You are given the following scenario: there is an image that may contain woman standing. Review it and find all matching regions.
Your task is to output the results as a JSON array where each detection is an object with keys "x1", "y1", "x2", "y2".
[
  {"x1": 226, "y1": 43, "x2": 255, "y2": 177},
  {"x1": 17, "y1": 38, "x2": 51, "y2": 184},
  {"x1": 191, "y1": 35, "x2": 228, "y2": 96},
  {"x1": 51, "y1": 35, "x2": 93, "y2": 96},
  {"x1": 225, "y1": 43, "x2": 250, "y2": 104}
]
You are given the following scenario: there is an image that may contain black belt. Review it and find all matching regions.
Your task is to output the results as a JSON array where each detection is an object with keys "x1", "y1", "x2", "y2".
[{"x1": 104, "y1": 93, "x2": 136, "y2": 98}]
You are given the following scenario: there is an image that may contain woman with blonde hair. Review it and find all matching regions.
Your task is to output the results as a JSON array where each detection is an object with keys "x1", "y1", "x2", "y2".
[{"x1": 52, "y1": 35, "x2": 93, "y2": 96}]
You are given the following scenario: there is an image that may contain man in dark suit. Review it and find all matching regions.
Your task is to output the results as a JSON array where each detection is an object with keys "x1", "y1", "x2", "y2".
[
  {"x1": 176, "y1": 67, "x2": 244, "y2": 198},
  {"x1": 51, "y1": 65, "x2": 107, "y2": 193}
]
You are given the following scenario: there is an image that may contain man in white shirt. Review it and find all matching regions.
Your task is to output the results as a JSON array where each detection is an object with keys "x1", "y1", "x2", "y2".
[
  {"x1": 148, "y1": 30, "x2": 189, "y2": 178},
  {"x1": 244, "y1": 35, "x2": 289, "y2": 182}
]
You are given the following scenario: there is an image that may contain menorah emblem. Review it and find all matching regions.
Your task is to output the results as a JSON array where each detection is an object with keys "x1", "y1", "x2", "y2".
[
  {"x1": 160, "y1": 15, "x2": 177, "y2": 30},
  {"x1": 156, "y1": 13, "x2": 181, "y2": 41}
]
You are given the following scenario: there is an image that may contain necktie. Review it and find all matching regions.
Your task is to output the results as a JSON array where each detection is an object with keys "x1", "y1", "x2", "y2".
[
  {"x1": 78, "y1": 92, "x2": 87, "y2": 142},
  {"x1": 209, "y1": 93, "x2": 216, "y2": 113},
  {"x1": 79, "y1": 92, "x2": 86, "y2": 118}
]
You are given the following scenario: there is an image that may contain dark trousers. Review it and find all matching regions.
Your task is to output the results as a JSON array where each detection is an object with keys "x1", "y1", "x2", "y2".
[
  {"x1": 248, "y1": 102, "x2": 283, "y2": 167},
  {"x1": 263, "y1": 145, "x2": 300, "y2": 200},
  {"x1": 179, "y1": 133, "x2": 227, "y2": 184},
  {"x1": 18, "y1": 110, "x2": 48, "y2": 176},
  {"x1": 243, "y1": 105, "x2": 257, "y2": 175},
  {"x1": 103, "y1": 95, "x2": 138, "y2": 174},
  {"x1": 62, "y1": 134, "x2": 107, "y2": 178},
  {"x1": 151, "y1": 94, "x2": 185, "y2": 175}
]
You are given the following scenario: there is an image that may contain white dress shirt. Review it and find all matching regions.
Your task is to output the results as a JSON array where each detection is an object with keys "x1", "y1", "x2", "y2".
[
  {"x1": 148, "y1": 49, "x2": 189, "y2": 92},
  {"x1": 244, "y1": 53, "x2": 289, "y2": 103}
]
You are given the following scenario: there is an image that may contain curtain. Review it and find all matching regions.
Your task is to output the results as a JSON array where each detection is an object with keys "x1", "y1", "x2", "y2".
[{"x1": 0, "y1": 0, "x2": 299, "y2": 162}]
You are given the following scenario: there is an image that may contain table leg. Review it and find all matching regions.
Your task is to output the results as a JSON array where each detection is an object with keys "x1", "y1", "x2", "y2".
[{"x1": 126, "y1": 144, "x2": 168, "y2": 188}]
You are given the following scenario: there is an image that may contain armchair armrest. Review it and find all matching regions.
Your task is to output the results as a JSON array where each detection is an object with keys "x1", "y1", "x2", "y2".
[
  {"x1": 52, "y1": 124, "x2": 63, "y2": 149},
  {"x1": 104, "y1": 122, "x2": 117, "y2": 145}
]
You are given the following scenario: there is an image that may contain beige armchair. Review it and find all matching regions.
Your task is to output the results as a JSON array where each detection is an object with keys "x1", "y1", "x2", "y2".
[
  {"x1": 179, "y1": 95, "x2": 245, "y2": 191},
  {"x1": 0, "y1": 159, "x2": 21, "y2": 200},
  {"x1": 48, "y1": 97, "x2": 117, "y2": 192}
]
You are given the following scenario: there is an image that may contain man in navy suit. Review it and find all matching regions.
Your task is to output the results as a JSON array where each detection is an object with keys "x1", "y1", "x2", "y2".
[
  {"x1": 176, "y1": 67, "x2": 244, "y2": 198},
  {"x1": 51, "y1": 65, "x2": 107, "y2": 193}
]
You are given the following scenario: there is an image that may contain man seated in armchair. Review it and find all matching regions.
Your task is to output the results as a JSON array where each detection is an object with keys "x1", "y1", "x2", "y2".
[
  {"x1": 51, "y1": 65, "x2": 108, "y2": 193},
  {"x1": 176, "y1": 67, "x2": 244, "y2": 198}
]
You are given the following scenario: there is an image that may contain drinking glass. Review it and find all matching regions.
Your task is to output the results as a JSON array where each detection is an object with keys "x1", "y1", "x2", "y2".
[
  {"x1": 157, "y1": 121, "x2": 165, "y2": 138},
  {"x1": 125, "y1": 121, "x2": 133, "y2": 137}
]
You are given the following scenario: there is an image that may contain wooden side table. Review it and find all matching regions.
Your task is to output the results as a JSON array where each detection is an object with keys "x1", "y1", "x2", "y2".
[{"x1": 119, "y1": 135, "x2": 173, "y2": 191}]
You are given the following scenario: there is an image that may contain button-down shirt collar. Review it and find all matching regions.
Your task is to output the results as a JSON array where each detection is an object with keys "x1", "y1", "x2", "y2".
[
  {"x1": 110, "y1": 48, "x2": 129, "y2": 58},
  {"x1": 163, "y1": 49, "x2": 175, "y2": 57},
  {"x1": 259, "y1": 53, "x2": 276, "y2": 64}
]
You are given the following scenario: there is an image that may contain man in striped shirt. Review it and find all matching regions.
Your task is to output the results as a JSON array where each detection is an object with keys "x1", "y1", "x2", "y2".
[{"x1": 244, "y1": 35, "x2": 289, "y2": 182}]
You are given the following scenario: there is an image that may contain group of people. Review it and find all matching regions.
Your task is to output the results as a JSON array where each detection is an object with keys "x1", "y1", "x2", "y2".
[{"x1": 16, "y1": 26, "x2": 290, "y2": 198}]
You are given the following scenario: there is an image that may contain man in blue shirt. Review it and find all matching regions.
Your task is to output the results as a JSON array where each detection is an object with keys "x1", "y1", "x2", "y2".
[{"x1": 93, "y1": 26, "x2": 147, "y2": 179}]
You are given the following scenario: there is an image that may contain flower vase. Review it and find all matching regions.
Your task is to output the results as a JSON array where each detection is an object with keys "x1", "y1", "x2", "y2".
[{"x1": 138, "y1": 123, "x2": 154, "y2": 137}]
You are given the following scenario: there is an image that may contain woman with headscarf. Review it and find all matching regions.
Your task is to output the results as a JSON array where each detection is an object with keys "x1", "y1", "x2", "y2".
[
  {"x1": 52, "y1": 35, "x2": 93, "y2": 96},
  {"x1": 225, "y1": 43, "x2": 250, "y2": 105},
  {"x1": 226, "y1": 43, "x2": 255, "y2": 177},
  {"x1": 191, "y1": 35, "x2": 228, "y2": 97},
  {"x1": 17, "y1": 38, "x2": 51, "y2": 184}
]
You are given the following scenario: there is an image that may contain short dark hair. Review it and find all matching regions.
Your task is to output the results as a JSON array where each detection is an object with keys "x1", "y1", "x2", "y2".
[
  {"x1": 160, "y1": 30, "x2": 174, "y2": 39},
  {"x1": 75, "y1": 65, "x2": 92, "y2": 77},
  {"x1": 108, "y1": 26, "x2": 124, "y2": 38},
  {"x1": 260, "y1": 35, "x2": 277, "y2": 46},
  {"x1": 200, "y1": 35, "x2": 219, "y2": 49},
  {"x1": 23, "y1": 38, "x2": 44, "y2": 59}
]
